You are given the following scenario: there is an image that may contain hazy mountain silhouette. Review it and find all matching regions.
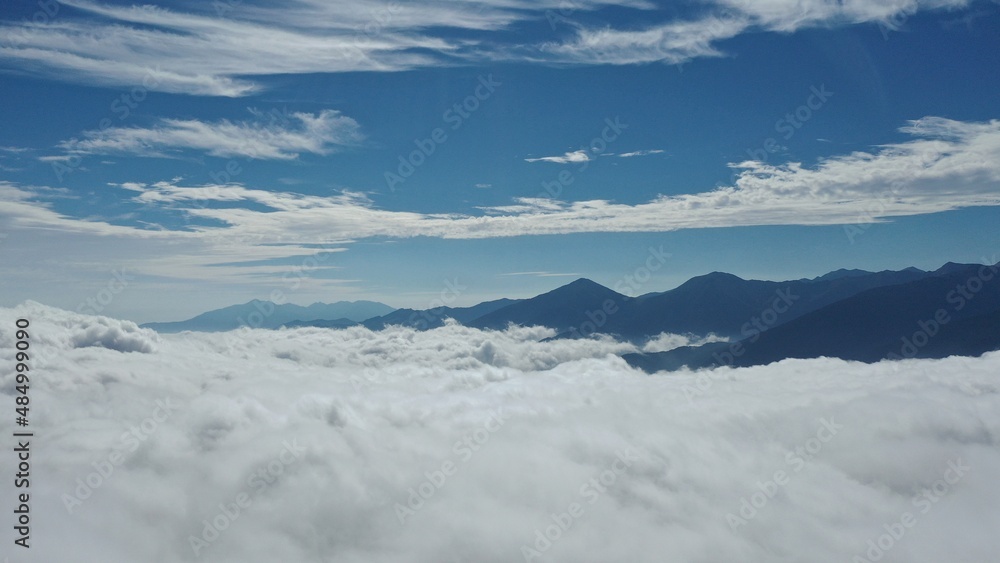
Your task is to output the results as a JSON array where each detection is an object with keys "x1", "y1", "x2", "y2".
[
  {"x1": 361, "y1": 298, "x2": 521, "y2": 330},
  {"x1": 281, "y1": 318, "x2": 359, "y2": 329},
  {"x1": 141, "y1": 300, "x2": 394, "y2": 332},
  {"x1": 141, "y1": 261, "x2": 1000, "y2": 370},
  {"x1": 625, "y1": 262, "x2": 1000, "y2": 372},
  {"x1": 587, "y1": 267, "x2": 929, "y2": 340},
  {"x1": 466, "y1": 279, "x2": 628, "y2": 334}
]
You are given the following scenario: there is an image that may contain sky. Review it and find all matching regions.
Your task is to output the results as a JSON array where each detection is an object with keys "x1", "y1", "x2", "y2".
[
  {"x1": 1, "y1": 301, "x2": 998, "y2": 561},
  {"x1": 2, "y1": 0, "x2": 1000, "y2": 322}
]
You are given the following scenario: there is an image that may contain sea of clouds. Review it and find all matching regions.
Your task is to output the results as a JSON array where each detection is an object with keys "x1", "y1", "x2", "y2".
[{"x1": 1, "y1": 301, "x2": 998, "y2": 563}]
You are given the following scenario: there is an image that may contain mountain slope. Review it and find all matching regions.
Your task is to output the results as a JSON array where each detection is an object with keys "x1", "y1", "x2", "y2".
[
  {"x1": 604, "y1": 267, "x2": 929, "y2": 340},
  {"x1": 362, "y1": 298, "x2": 521, "y2": 330},
  {"x1": 625, "y1": 263, "x2": 1000, "y2": 371},
  {"x1": 467, "y1": 279, "x2": 629, "y2": 333},
  {"x1": 142, "y1": 300, "x2": 395, "y2": 332},
  {"x1": 281, "y1": 318, "x2": 359, "y2": 329}
]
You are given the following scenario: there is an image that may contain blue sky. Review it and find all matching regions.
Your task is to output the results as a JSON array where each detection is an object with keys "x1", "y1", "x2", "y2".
[{"x1": 2, "y1": 0, "x2": 1000, "y2": 322}]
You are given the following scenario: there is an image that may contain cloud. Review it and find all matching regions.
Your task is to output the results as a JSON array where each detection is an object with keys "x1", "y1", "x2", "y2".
[
  {"x1": 618, "y1": 149, "x2": 666, "y2": 158},
  {"x1": 0, "y1": 0, "x2": 652, "y2": 96},
  {"x1": 3, "y1": 116, "x2": 1000, "y2": 301},
  {"x1": 2, "y1": 301, "x2": 998, "y2": 562},
  {"x1": 535, "y1": 12, "x2": 750, "y2": 65},
  {"x1": 714, "y1": 0, "x2": 972, "y2": 33},
  {"x1": 525, "y1": 150, "x2": 592, "y2": 164},
  {"x1": 641, "y1": 332, "x2": 728, "y2": 353},
  {"x1": 0, "y1": 1, "x2": 976, "y2": 95},
  {"x1": 474, "y1": 183, "x2": 493, "y2": 189},
  {"x1": 55, "y1": 110, "x2": 362, "y2": 160},
  {"x1": 532, "y1": 1, "x2": 974, "y2": 66}
]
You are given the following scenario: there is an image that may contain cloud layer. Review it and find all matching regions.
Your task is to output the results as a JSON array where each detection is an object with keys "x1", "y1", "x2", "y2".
[
  {"x1": 3, "y1": 116, "x2": 999, "y2": 292},
  {"x1": 0, "y1": 0, "x2": 976, "y2": 96},
  {"x1": 1, "y1": 301, "x2": 998, "y2": 562},
  {"x1": 525, "y1": 150, "x2": 592, "y2": 164},
  {"x1": 55, "y1": 110, "x2": 362, "y2": 160}
]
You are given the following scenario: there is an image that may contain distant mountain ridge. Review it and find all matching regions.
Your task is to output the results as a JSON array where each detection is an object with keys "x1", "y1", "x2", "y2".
[
  {"x1": 624, "y1": 261, "x2": 1000, "y2": 372},
  {"x1": 362, "y1": 298, "x2": 521, "y2": 331},
  {"x1": 467, "y1": 279, "x2": 627, "y2": 333},
  {"x1": 141, "y1": 261, "x2": 1000, "y2": 369},
  {"x1": 141, "y1": 300, "x2": 395, "y2": 332}
]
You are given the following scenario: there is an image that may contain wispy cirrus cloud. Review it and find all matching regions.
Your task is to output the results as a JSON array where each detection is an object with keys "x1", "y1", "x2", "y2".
[
  {"x1": 618, "y1": 149, "x2": 666, "y2": 158},
  {"x1": 3, "y1": 117, "x2": 999, "y2": 289},
  {"x1": 525, "y1": 150, "x2": 591, "y2": 164},
  {"x1": 54, "y1": 110, "x2": 362, "y2": 160},
  {"x1": 535, "y1": 12, "x2": 750, "y2": 65},
  {"x1": 533, "y1": 0, "x2": 973, "y2": 66},
  {"x1": 0, "y1": 0, "x2": 652, "y2": 96},
  {"x1": 0, "y1": 0, "x2": 977, "y2": 96}
]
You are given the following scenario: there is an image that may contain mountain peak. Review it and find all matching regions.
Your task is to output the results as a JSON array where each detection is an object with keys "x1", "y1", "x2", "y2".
[
  {"x1": 933, "y1": 262, "x2": 977, "y2": 276},
  {"x1": 681, "y1": 271, "x2": 745, "y2": 286},
  {"x1": 545, "y1": 278, "x2": 624, "y2": 299},
  {"x1": 564, "y1": 277, "x2": 604, "y2": 289},
  {"x1": 811, "y1": 268, "x2": 874, "y2": 282}
]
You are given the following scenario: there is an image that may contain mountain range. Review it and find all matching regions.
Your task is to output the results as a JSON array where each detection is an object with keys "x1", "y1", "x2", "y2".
[
  {"x1": 142, "y1": 300, "x2": 394, "y2": 332},
  {"x1": 141, "y1": 261, "x2": 1000, "y2": 369}
]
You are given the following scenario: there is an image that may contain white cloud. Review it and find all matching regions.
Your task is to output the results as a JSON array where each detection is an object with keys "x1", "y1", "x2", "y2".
[
  {"x1": 2, "y1": 116, "x2": 1000, "y2": 306},
  {"x1": 0, "y1": 1, "x2": 975, "y2": 95},
  {"x1": 536, "y1": 13, "x2": 750, "y2": 65},
  {"x1": 642, "y1": 332, "x2": 728, "y2": 353},
  {"x1": 0, "y1": 0, "x2": 652, "y2": 96},
  {"x1": 618, "y1": 149, "x2": 666, "y2": 158},
  {"x1": 714, "y1": 0, "x2": 971, "y2": 33},
  {"x1": 56, "y1": 110, "x2": 362, "y2": 160},
  {"x1": 525, "y1": 150, "x2": 592, "y2": 164},
  {"x1": 2, "y1": 301, "x2": 998, "y2": 562}
]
